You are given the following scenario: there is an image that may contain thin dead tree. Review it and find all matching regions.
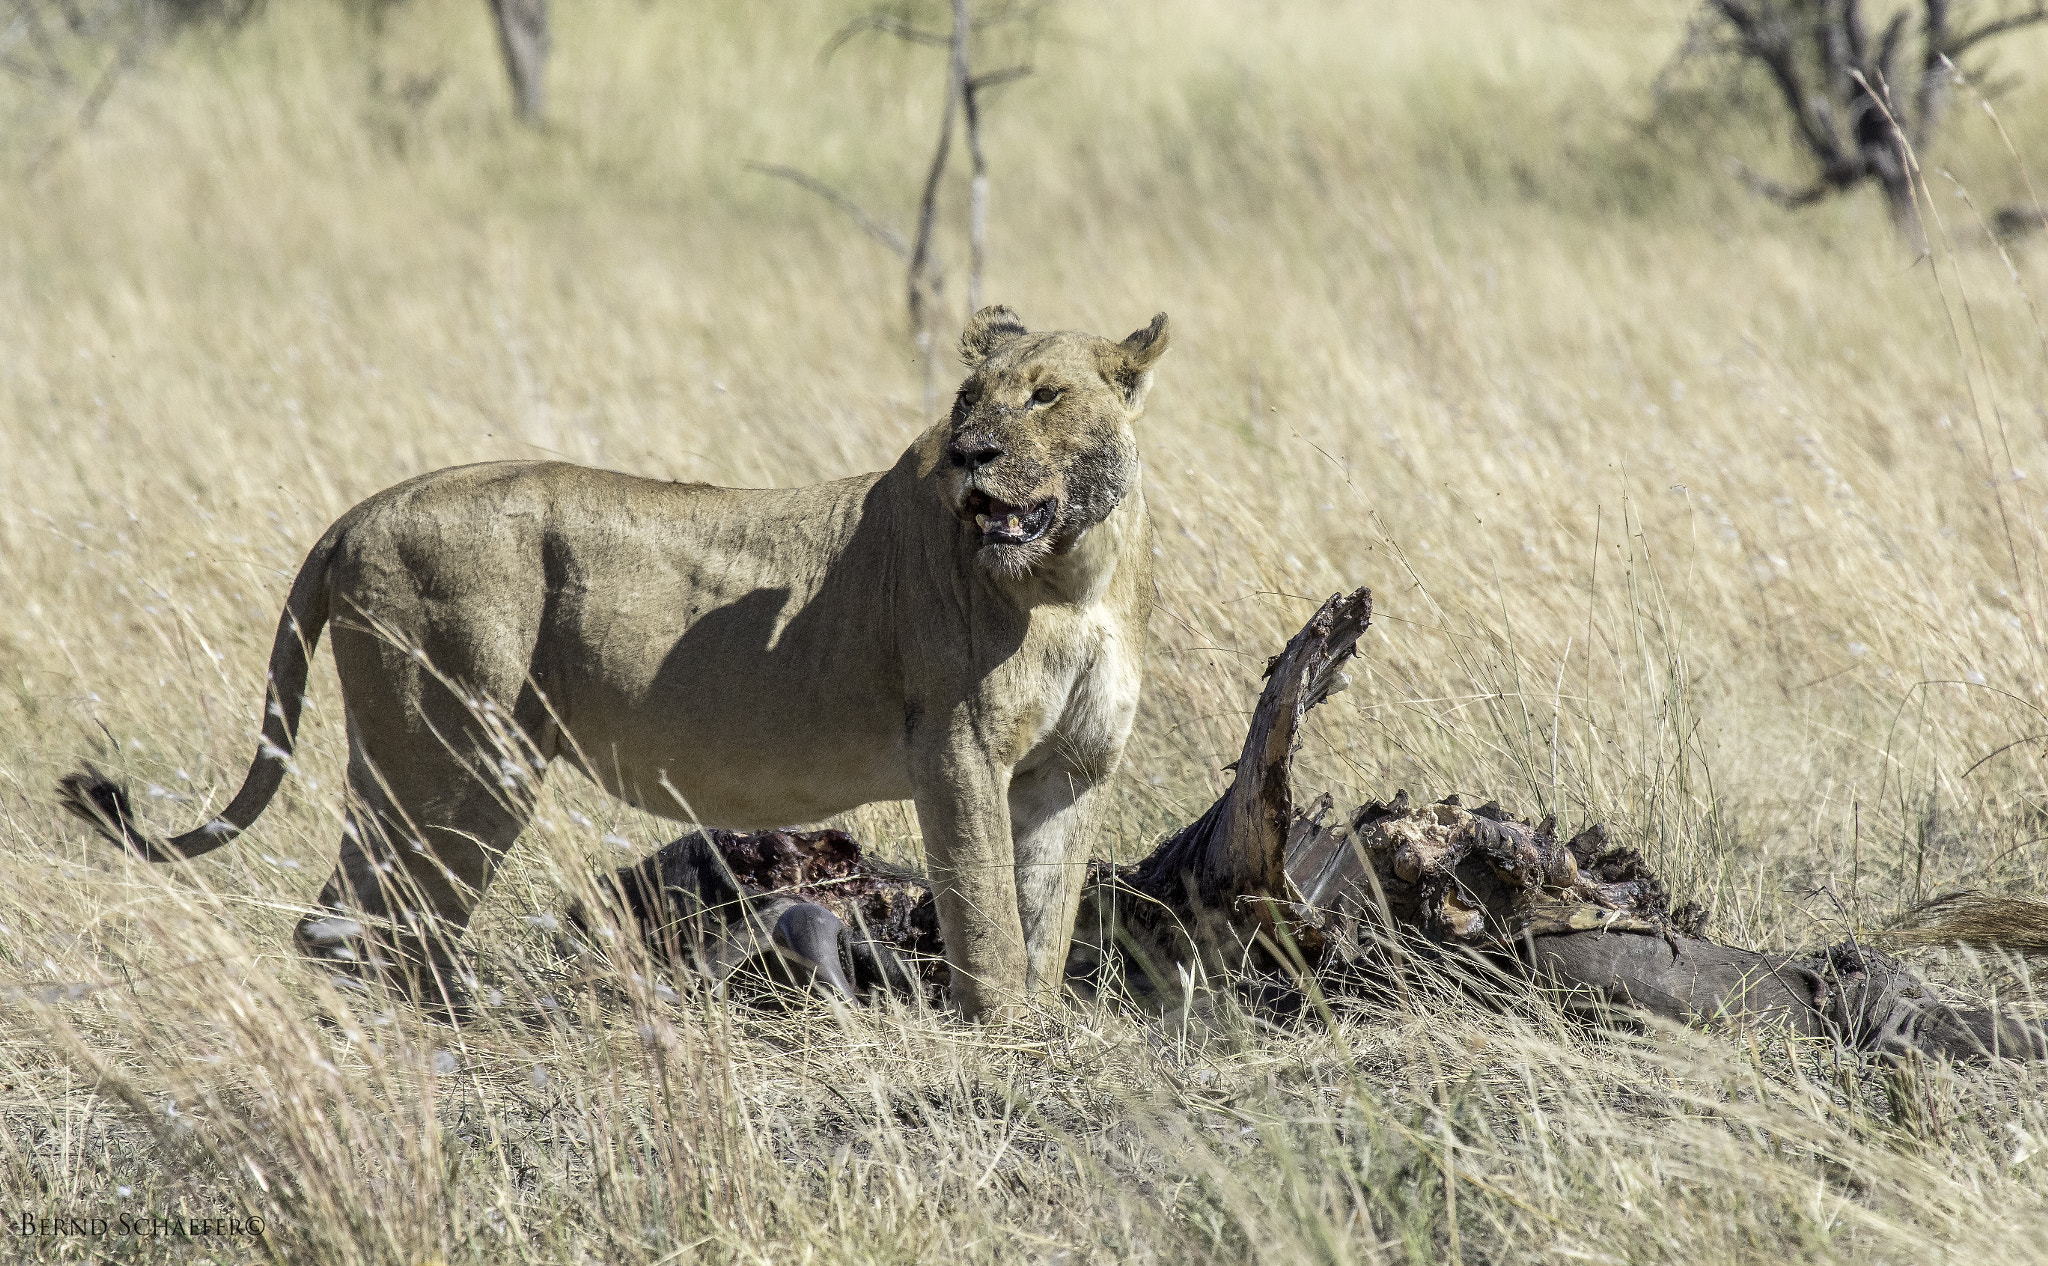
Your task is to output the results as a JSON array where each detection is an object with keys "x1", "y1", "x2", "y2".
[
  {"x1": 486, "y1": 0, "x2": 549, "y2": 125},
  {"x1": 960, "y1": 24, "x2": 1029, "y2": 310},
  {"x1": 754, "y1": 2, "x2": 1037, "y2": 416},
  {"x1": 8, "y1": 0, "x2": 260, "y2": 175},
  {"x1": 1681, "y1": 1, "x2": 2048, "y2": 244},
  {"x1": 901, "y1": 2, "x2": 967, "y2": 406}
]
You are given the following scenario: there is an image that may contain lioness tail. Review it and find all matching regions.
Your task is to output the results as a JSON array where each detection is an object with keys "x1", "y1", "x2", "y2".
[{"x1": 58, "y1": 525, "x2": 341, "y2": 862}]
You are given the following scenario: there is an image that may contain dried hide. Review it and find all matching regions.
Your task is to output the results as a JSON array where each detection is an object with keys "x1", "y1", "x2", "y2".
[
  {"x1": 576, "y1": 587, "x2": 2048, "y2": 1065},
  {"x1": 568, "y1": 826, "x2": 942, "y2": 1005}
]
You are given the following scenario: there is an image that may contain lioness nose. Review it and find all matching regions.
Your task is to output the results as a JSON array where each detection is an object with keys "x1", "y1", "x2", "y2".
[{"x1": 947, "y1": 435, "x2": 1005, "y2": 470}]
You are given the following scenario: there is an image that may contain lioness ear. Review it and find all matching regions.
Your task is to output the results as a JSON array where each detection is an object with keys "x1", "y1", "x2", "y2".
[
  {"x1": 1109, "y1": 312, "x2": 1170, "y2": 410},
  {"x1": 960, "y1": 305, "x2": 1028, "y2": 367}
]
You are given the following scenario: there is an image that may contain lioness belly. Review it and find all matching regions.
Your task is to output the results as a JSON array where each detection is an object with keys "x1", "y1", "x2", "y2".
[{"x1": 569, "y1": 685, "x2": 914, "y2": 828}]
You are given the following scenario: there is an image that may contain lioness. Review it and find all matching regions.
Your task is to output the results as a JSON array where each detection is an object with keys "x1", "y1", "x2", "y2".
[{"x1": 60, "y1": 306, "x2": 1167, "y2": 1020}]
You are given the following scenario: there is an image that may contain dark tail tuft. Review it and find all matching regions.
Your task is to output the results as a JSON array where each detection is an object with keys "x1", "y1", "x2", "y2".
[{"x1": 57, "y1": 765, "x2": 145, "y2": 852}]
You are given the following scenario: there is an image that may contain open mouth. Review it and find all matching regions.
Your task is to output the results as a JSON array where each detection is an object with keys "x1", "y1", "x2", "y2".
[{"x1": 962, "y1": 490, "x2": 1057, "y2": 547}]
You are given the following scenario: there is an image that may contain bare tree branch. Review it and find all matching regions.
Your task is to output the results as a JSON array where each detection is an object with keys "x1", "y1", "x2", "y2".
[
  {"x1": 1908, "y1": 0, "x2": 1949, "y2": 146},
  {"x1": 1729, "y1": 159, "x2": 1845, "y2": 205},
  {"x1": 1844, "y1": 0, "x2": 1872, "y2": 62},
  {"x1": 9, "y1": 0, "x2": 77, "y2": 90},
  {"x1": 71, "y1": 4, "x2": 138, "y2": 128},
  {"x1": 1708, "y1": 0, "x2": 1849, "y2": 164},
  {"x1": 823, "y1": 2, "x2": 1049, "y2": 63},
  {"x1": 967, "y1": 63, "x2": 1031, "y2": 93},
  {"x1": 1873, "y1": 7, "x2": 1908, "y2": 77},
  {"x1": 1942, "y1": 2, "x2": 2048, "y2": 57},
  {"x1": 1819, "y1": 0, "x2": 1855, "y2": 99},
  {"x1": 25, "y1": 0, "x2": 154, "y2": 177},
  {"x1": 743, "y1": 162, "x2": 910, "y2": 260},
  {"x1": 820, "y1": 13, "x2": 951, "y2": 64}
]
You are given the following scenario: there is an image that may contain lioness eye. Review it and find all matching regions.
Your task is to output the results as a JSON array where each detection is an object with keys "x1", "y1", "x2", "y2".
[{"x1": 1032, "y1": 386, "x2": 1059, "y2": 405}]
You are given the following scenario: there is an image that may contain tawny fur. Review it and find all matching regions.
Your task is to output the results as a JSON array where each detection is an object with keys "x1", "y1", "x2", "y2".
[
  {"x1": 59, "y1": 307, "x2": 1171, "y2": 1020},
  {"x1": 1879, "y1": 891, "x2": 2048, "y2": 958}
]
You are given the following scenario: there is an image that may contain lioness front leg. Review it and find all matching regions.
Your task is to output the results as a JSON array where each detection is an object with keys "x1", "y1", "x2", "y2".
[
  {"x1": 1008, "y1": 765, "x2": 1109, "y2": 1004},
  {"x1": 909, "y1": 732, "x2": 1030, "y2": 1020}
]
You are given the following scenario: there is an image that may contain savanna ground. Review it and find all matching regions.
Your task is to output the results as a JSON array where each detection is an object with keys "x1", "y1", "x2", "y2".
[{"x1": 5, "y1": 0, "x2": 2048, "y2": 1260}]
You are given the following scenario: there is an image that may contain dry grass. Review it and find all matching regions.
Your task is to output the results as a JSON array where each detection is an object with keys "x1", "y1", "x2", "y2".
[{"x1": 7, "y1": 0, "x2": 2048, "y2": 1260}]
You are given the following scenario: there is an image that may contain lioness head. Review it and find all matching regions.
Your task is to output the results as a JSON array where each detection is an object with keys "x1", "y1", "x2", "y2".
[{"x1": 938, "y1": 307, "x2": 1170, "y2": 579}]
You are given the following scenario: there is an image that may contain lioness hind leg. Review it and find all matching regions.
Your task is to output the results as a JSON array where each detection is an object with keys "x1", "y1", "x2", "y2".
[
  {"x1": 295, "y1": 596, "x2": 555, "y2": 1017},
  {"x1": 295, "y1": 721, "x2": 541, "y2": 1019}
]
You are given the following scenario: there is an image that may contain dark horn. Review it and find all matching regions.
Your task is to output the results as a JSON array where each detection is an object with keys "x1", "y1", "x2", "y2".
[{"x1": 771, "y1": 902, "x2": 860, "y2": 1004}]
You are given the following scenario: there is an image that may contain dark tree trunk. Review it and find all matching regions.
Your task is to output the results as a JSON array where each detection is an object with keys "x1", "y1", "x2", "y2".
[
  {"x1": 1699, "y1": 0, "x2": 2048, "y2": 249},
  {"x1": 488, "y1": 0, "x2": 549, "y2": 125}
]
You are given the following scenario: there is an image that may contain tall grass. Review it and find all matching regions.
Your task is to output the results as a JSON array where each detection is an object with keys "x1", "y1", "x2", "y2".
[{"x1": 5, "y1": 0, "x2": 2048, "y2": 1260}]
